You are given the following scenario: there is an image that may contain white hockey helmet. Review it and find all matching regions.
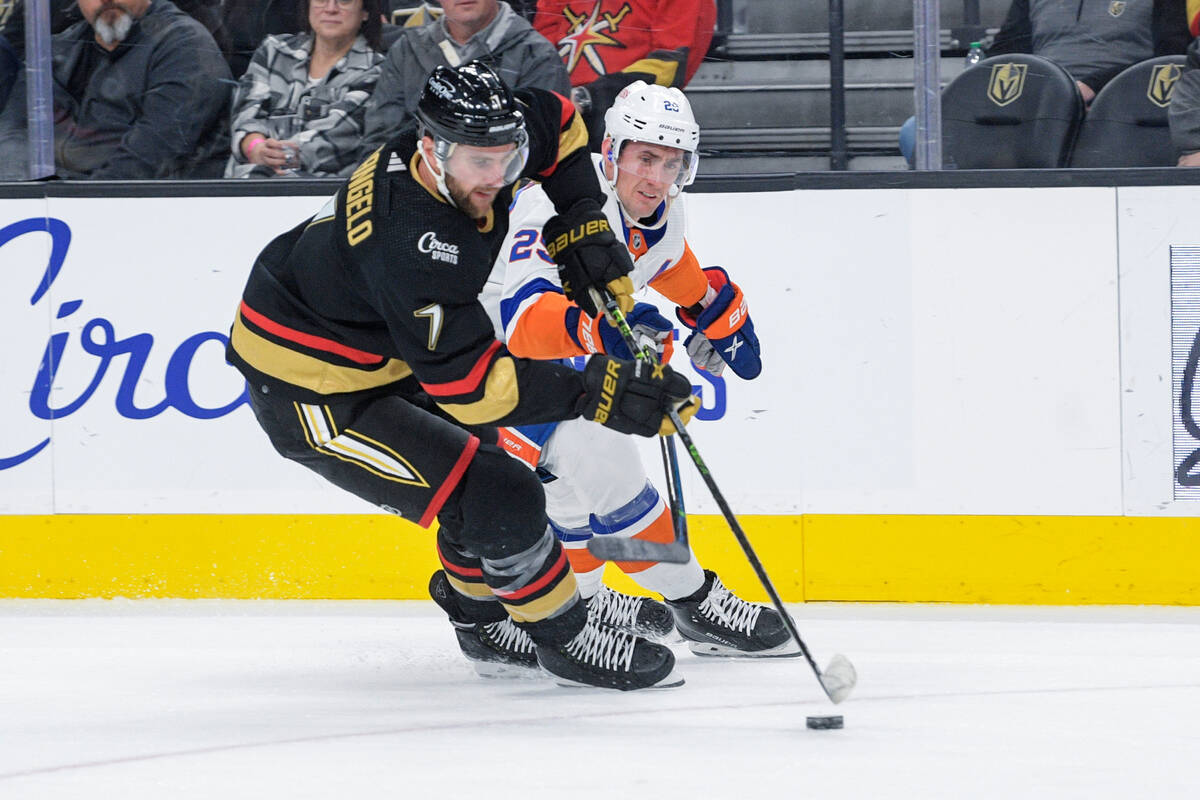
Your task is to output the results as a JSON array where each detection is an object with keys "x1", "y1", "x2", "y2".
[{"x1": 602, "y1": 80, "x2": 700, "y2": 200}]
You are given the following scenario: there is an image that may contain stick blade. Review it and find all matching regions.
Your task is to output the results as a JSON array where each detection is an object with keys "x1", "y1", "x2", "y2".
[
  {"x1": 819, "y1": 653, "x2": 857, "y2": 704},
  {"x1": 586, "y1": 538, "x2": 691, "y2": 564}
]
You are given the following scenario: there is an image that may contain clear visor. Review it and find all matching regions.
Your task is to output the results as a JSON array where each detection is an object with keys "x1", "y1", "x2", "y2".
[
  {"x1": 614, "y1": 143, "x2": 697, "y2": 191},
  {"x1": 436, "y1": 136, "x2": 529, "y2": 188}
]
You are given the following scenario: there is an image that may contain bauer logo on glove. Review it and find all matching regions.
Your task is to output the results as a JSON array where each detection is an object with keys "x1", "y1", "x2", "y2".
[
  {"x1": 592, "y1": 356, "x2": 622, "y2": 424},
  {"x1": 544, "y1": 218, "x2": 612, "y2": 259},
  {"x1": 676, "y1": 266, "x2": 762, "y2": 380},
  {"x1": 578, "y1": 355, "x2": 697, "y2": 438},
  {"x1": 542, "y1": 198, "x2": 635, "y2": 318}
]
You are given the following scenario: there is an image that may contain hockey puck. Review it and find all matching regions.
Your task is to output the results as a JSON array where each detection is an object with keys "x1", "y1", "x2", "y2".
[{"x1": 806, "y1": 715, "x2": 844, "y2": 730}]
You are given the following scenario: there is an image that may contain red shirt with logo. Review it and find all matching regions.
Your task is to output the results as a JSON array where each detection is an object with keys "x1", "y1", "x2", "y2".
[{"x1": 534, "y1": 0, "x2": 716, "y2": 88}]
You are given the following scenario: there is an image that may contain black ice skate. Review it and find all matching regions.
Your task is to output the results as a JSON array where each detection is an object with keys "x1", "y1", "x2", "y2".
[
  {"x1": 667, "y1": 570, "x2": 799, "y2": 658},
  {"x1": 428, "y1": 570, "x2": 538, "y2": 678},
  {"x1": 587, "y1": 584, "x2": 676, "y2": 640},
  {"x1": 536, "y1": 619, "x2": 684, "y2": 691}
]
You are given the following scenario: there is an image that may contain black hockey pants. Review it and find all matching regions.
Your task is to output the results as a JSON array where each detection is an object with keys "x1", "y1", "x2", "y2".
[{"x1": 246, "y1": 385, "x2": 586, "y2": 645}]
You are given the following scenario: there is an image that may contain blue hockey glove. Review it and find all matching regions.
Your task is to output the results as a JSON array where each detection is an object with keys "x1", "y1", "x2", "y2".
[
  {"x1": 676, "y1": 266, "x2": 762, "y2": 379},
  {"x1": 567, "y1": 301, "x2": 675, "y2": 362}
]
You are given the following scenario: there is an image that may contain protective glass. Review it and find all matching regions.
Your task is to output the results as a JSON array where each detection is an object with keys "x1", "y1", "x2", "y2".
[
  {"x1": 436, "y1": 138, "x2": 529, "y2": 187},
  {"x1": 614, "y1": 143, "x2": 697, "y2": 191}
]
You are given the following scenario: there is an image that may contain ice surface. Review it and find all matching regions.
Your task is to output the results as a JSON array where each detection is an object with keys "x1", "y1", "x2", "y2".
[{"x1": 1, "y1": 600, "x2": 1198, "y2": 799}]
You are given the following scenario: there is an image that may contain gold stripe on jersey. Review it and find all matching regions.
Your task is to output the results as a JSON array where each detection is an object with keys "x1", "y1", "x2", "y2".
[
  {"x1": 435, "y1": 355, "x2": 520, "y2": 424},
  {"x1": 476, "y1": 205, "x2": 495, "y2": 233},
  {"x1": 444, "y1": 571, "x2": 495, "y2": 599},
  {"x1": 558, "y1": 113, "x2": 589, "y2": 161},
  {"x1": 622, "y1": 56, "x2": 683, "y2": 87},
  {"x1": 499, "y1": 572, "x2": 579, "y2": 623},
  {"x1": 295, "y1": 402, "x2": 430, "y2": 487},
  {"x1": 231, "y1": 315, "x2": 412, "y2": 394}
]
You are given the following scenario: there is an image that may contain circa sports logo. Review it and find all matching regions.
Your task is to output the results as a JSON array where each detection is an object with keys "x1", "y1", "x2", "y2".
[
  {"x1": 0, "y1": 217, "x2": 247, "y2": 472},
  {"x1": 417, "y1": 231, "x2": 459, "y2": 264}
]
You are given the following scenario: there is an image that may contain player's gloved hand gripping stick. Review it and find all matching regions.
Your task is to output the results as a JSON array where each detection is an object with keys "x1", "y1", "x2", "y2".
[
  {"x1": 586, "y1": 289, "x2": 858, "y2": 705},
  {"x1": 585, "y1": 297, "x2": 693, "y2": 566},
  {"x1": 543, "y1": 198, "x2": 636, "y2": 319}
]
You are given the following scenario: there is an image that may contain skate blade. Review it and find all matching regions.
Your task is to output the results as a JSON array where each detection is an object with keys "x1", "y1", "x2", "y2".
[
  {"x1": 472, "y1": 660, "x2": 543, "y2": 680},
  {"x1": 542, "y1": 665, "x2": 686, "y2": 691},
  {"x1": 608, "y1": 624, "x2": 679, "y2": 643},
  {"x1": 685, "y1": 640, "x2": 803, "y2": 659},
  {"x1": 644, "y1": 628, "x2": 684, "y2": 645}
]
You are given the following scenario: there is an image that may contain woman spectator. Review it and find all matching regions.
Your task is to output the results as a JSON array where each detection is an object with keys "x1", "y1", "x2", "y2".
[{"x1": 226, "y1": 0, "x2": 384, "y2": 178}]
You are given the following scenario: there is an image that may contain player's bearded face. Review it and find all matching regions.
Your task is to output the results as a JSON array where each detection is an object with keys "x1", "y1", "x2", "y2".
[
  {"x1": 443, "y1": 143, "x2": 523, "y2": 218},
  {"x1": 611, "y1": 142, "x2": 691, "y2": 221}
]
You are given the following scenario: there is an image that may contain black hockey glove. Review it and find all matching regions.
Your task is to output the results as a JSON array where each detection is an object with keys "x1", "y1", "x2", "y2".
[
  {"x1": 543, "y1": 198, "x2": 635, "y2": 319},
  {"x1": 577, "y1": 354, "x2": 700, "y2": 437}
]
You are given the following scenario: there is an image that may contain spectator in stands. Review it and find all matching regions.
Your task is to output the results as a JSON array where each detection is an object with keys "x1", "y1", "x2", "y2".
[
  {"x1": 358, "y1": 0, "x2": 568, "y2": 156},
  {"x1": 385, "y1": 0, "x2": 532, "y2": 26},
  {"x1": 988, "y1": 0, "x2": 1189, "y2": 105},
  {"x1": 221, "y1": 0, "x2": 307, "y2": 79},
  {"x1": 534, "y1": 0, "x2": 716, "y2": 149},
  {"x1": 901, "y1": 0, "x2": 1190, "y2": 165},
  {"x1": 0, "y1": 1, "x2": 79, "y2": 112},
  {"x1": 0, "y1": 36, "x2": 12, "y2": 113},
  {"x1": 1170, "y1": 36, "x2": 1200, "y2": 165},
  {"x1": 0, "y1": 0, "x2": 232, "y2": 180},
  {"x1": 1, "y1": 1, "x2": 229, "y2": 106},
  {"x1": 226, "y1": 0, "x2": 385, "y2": 178}
]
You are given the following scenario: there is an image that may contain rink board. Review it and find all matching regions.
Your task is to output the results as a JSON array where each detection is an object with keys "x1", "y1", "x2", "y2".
[
  {"x1": 2, "y1": 187, "x2": 1199, "y2": 602},
  {"x1": 2, "y1": 513, "x2": 1197, "y2": 604}
]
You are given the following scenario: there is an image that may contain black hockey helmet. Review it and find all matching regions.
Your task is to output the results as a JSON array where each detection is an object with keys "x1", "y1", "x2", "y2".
[{"x1": 415, "y1": 62, "x2": 527, "y2": 148}]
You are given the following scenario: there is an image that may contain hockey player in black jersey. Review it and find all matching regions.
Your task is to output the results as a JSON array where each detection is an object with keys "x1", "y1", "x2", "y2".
[{"x1": 226, "y1": 62, "x2": 699, "y2": 691}]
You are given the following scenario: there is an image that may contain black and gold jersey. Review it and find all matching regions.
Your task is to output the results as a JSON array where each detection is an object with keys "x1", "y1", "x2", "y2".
[{"x1": 227, "y1": 87, "x2": 602, "y2": 428}]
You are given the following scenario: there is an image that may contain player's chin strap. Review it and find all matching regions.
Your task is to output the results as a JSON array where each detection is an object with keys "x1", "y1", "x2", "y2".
[
  {"x1": 419, "y1": 141, "x2": 458, "y2": 209},
  {"x1": 586, "y1": 288, "x2": 858, "y2": 706}
]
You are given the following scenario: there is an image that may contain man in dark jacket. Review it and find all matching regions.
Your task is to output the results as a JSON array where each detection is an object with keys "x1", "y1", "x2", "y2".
[
  {"x1": 358, "y1": 0, "x2": 568, "y2": 157},
  {"x1": 1169, "y1": 36, "x2": 1200, "y2": 165},
  {"x1": 0, "y1": 0, "x2": 232, "y2": 180},
  {"x1": 988, "y1": 0, "x2": 1189, "y2": 104}
]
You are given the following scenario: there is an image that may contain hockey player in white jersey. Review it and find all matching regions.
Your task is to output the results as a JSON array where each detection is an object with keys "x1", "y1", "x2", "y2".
[{"x1": 428, "y1": 80, "x2": 796, "y2": 675}]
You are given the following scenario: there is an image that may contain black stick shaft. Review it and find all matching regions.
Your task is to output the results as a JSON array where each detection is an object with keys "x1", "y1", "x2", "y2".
[{"x1": 596, "y1": 291, "x2": 833, "y2": 699}]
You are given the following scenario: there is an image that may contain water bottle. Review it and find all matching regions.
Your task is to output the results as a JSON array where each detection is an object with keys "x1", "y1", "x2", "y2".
[{"x1": 964, "y1": 41, "x2": 984, "y2": 67}]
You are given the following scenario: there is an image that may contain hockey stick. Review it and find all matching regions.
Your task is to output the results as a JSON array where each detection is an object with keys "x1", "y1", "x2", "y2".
[
  {"x1": 587, "y1": 290, "x2": 857, "y2": 704},
  {"x1": 585, "y1": 310, "x2": 692, "y2": 564},
  {"x1": 661, "y1": 434, "x2": 690, "y2": 548}
]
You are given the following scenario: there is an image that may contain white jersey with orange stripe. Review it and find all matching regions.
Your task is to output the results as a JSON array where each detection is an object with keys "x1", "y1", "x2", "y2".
[
  {"x1": 482, "y1": 154, "x2": 690, "y2": 344},
  {"x1": 480, "y1": 157, "x2": 710, "y2": 605}
]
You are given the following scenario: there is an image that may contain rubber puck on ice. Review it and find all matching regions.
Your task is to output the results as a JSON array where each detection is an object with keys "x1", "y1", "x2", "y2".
[{"x1": 806, "y1": 715, "x2": 844, "y2": 730}]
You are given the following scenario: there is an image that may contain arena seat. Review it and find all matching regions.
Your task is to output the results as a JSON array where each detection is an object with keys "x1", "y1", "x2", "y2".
[
  {"x1": 940, "y1": 54, "x2": 1083, "y2": 168},
  {"x1": 1069, "y1": 55, "x2": 1187, "y2": 168}
]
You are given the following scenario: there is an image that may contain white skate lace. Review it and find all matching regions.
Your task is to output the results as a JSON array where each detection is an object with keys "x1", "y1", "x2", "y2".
[
  {"x1": 697, "y1": 575, "x2": 762, "y2": 635},
  {"x1": 482, "y1": 618, "x2": 535, "y2": 654},
  {"x1": 566, "y1": 621, "x2": 637, "y2": 672},
  {"x1": 587, "y1": 586, "x2": 644, "y2": 630}
]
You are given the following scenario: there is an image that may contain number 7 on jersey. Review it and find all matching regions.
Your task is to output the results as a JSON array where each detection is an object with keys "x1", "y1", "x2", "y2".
[{"x1": 414, "y1": 303, "x2": 444, "y2": 350}]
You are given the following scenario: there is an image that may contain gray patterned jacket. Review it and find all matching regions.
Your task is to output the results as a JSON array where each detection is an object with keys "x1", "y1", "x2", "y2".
[{"x1": 226, "y1": 32, "x2": 384, "y2": 178}]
